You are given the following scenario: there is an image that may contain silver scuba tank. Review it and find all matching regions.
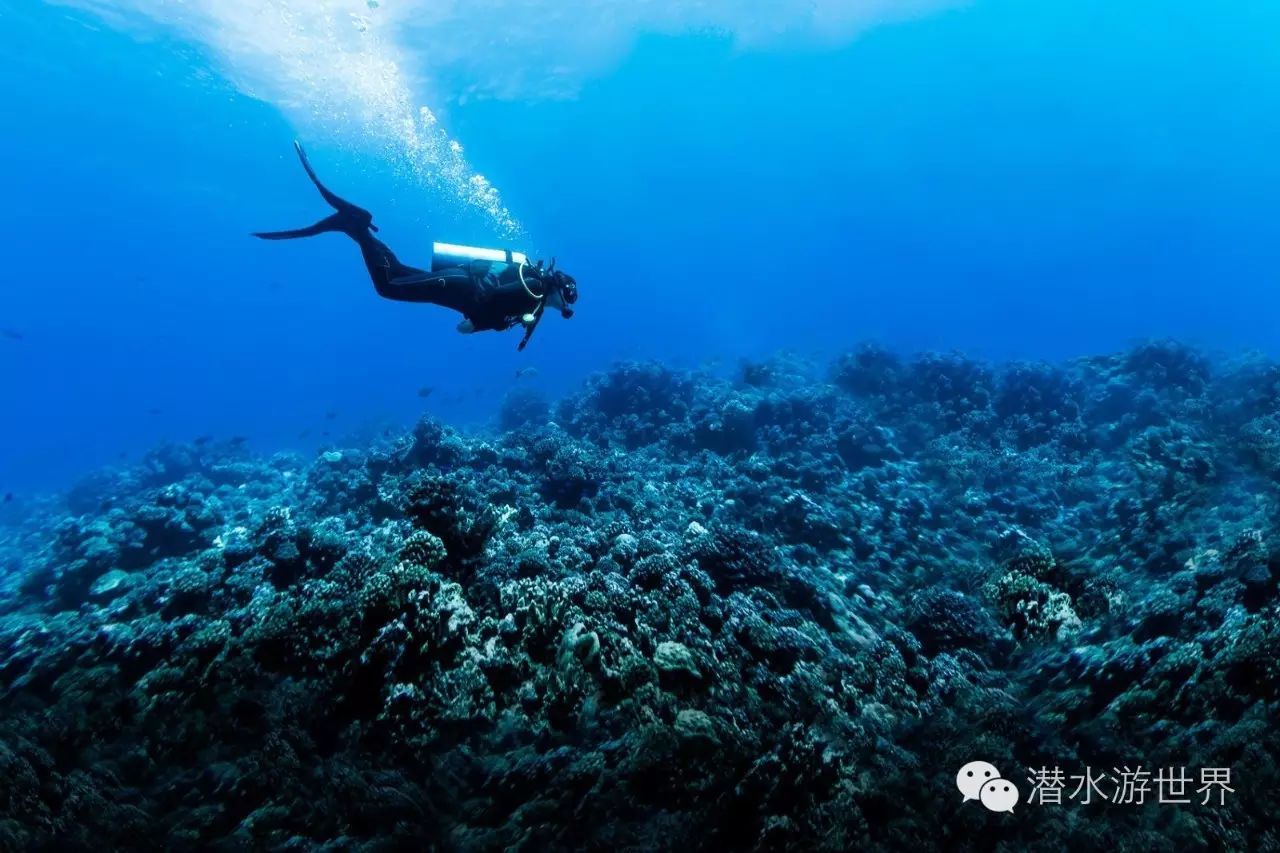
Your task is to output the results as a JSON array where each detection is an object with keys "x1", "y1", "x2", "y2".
[{"x1": 431, "y1": 242, "x2": 529, "y2": 272}]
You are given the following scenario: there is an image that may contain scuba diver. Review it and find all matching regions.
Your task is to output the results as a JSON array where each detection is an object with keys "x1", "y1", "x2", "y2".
[{"x1": 253, "y1": 142, "x2": 577, "y2": 351}]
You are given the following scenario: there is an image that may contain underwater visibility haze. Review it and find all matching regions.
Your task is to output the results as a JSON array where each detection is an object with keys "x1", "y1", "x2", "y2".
[{"x1": 1, "y1": 0, "x2": 1279, "y2": 849}]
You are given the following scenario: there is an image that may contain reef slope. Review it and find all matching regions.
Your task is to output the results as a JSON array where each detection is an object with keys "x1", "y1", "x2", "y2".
[{"x1": 0, "y1": 341, "x2": 1277, "y2": 851}]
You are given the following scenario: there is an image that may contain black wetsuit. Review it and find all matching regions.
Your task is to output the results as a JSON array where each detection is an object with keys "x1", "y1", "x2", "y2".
[
  {"x1": 350, "y1": 231, "x2": 544, "y2": 332},
  {"x1": 254, "y1": 142, "x2": 555, "y2": 345}
]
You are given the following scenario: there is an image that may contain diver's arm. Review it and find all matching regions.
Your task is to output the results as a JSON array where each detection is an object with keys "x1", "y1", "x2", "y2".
[{"x1": 517, "y1": 303, "x2": 546, "y2": 351}]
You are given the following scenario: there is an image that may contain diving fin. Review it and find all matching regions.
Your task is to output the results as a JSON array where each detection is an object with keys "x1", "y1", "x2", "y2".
[
  {"x1": 253, "y1": 142, "x2": 379, "y2": 240},
  {"x1": 292, "y1": 140, "x2": 378, "y2": 231},
  {"x1": 253, "y1": 142, "x2": 384, "y2": 240},
  {"x1": 253, "y1": 212, "x2": 352, "y2": 241}
]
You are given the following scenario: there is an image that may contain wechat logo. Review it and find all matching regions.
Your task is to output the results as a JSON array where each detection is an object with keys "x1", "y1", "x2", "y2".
[{"x1": 957, "y1": 761, "x2": 1020, "y2": 813}]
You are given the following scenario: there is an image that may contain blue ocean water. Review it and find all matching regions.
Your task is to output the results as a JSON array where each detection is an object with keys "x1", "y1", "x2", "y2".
[{"x1": 2, "y1": 0, "x2": 1279, "y2": 492}]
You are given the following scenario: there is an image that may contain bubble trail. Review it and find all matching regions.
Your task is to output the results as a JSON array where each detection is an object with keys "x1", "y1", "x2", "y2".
[{"x1": 58, "y1": 0, "x2": 524, "y2": 238}]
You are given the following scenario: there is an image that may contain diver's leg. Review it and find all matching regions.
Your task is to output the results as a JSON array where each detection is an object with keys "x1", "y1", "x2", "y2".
[
  {"x1": 252, "y1": 141, "x2": 475, "y2": 311},
  {"x1": 349, "y1": 229, "x2": 430, "y2": 301},
  {"x1": 257, "y1": 205, "x2": 466, "y2": 306},
  {"x1": 348, "y1": 229, "x2": 477, "y2": 311}
]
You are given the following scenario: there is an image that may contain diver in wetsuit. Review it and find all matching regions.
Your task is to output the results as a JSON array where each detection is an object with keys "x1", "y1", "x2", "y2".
[{"x1": 253, "y1": 142, "x2": 578, "y2": 351}]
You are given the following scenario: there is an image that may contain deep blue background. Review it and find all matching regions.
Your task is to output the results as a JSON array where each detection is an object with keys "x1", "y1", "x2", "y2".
[{"x1": 2, "y1": 0, "x2": 1279, "y2": 491}]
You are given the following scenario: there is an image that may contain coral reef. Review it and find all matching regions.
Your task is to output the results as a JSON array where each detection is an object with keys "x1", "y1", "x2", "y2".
[{"x1": 0, "y1": 340, "x2": 1277, "y2": 851}]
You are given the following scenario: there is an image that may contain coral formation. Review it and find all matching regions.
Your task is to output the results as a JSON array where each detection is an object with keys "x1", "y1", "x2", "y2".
[{"x1": 0, "y1": 340, "x2": 1277, "y2": 850}]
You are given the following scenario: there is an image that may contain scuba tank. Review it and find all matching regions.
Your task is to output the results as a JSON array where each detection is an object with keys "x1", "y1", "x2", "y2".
[
  {"x1": 431, "y1": 242, "x2": 528, "y2": 272},
  {"x1": 432, "y1": 242, "x2": 548, "y2": 328}
]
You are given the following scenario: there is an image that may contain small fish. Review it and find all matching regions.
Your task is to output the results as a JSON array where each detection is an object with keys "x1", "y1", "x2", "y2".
[
  {"x1": 298, "y1": 429, "x2": 312, "y2": 439},
  {"x1": 2, "y1": 493, "x2": 12, "y2": 504},
  {"x1": 118, "y1": 452, "x2": 128, "y2": 460},
  {"x1": 229, "y1": 435, "x2": 249, "y2": 447},
  {"x1": 514, "y1": 367, "x2": 538, "y2": 381},
  {"x1": 321, "y1": 430, "x2": 331, "y2": 438},
  {"x1": 146, "y1": 407, "x2": 162, "y2": 416},
  {"x1": 417, "y1": 385, "x2": 434, "y2": 398},
  {"x1": 325, "y1": 410, "x2": 339, "y2": 421},
  {"x1": 194, "y1": 435, "x2": 213, "y2": 447},
  {"x1": 1, "y1": 328, "x2": 23, "y2": 341}
]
